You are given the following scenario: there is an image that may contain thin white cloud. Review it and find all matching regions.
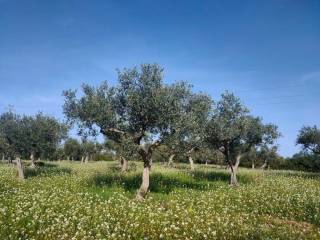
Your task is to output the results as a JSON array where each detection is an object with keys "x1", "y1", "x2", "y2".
[{"x1": 300, "y1": 71, "x2": 320, "y2": 83}]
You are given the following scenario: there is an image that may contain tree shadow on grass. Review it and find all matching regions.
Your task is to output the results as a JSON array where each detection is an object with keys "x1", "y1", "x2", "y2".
[
  {"x1": 91, "y1": 172, "x2": 208, "y2": 194},
  {"x1": 107, "y1": 162, "x2": 138, "y2": 173},
  {"x1": 265, "y1": 170, "x2": 320, "y2": 181},
  {"x1": 25, "y1": 162, "x2": 71, "y2": 178},
  {"x1": 192, "y1": 170, "x2": 255, "y2": 184},
  {"x1": 192, "y1": 170, "x2": 230, "y2": 182},
  {"x1": 90, "y1": 168, "x2": 257, "y2": 194}
]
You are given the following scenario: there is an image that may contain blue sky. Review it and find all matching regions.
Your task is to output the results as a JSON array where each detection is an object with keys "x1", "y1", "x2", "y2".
[{"x1": 0, "y1": 0, "x2": 319, "y2": 157}]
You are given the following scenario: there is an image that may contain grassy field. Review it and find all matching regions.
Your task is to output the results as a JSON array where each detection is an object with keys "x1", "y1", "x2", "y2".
[{"x1": 0, "y1": 161, "x2": 320, "y2": 240}]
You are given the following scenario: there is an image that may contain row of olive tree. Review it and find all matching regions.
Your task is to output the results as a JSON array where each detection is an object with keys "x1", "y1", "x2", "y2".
[
  {"x1": 239, "y1": 125, "x2": 320, "y2": 171},
  {"x1": 285, "y1": 125, "x2": 320, "y2": 171},
  {"x1": 62, "y1": 138, "x2": 98, "y2": 162},
  {"x1": 297, "y1": 125, "x2": 320, "y2": 155},
  {"x1": 63, "y1": 63, "x2": 280, "y2": 199},
  {"x1": 0, "y1": 111, "x2": 68, "y2": 179},
  {"x1": 58, "y1": 138, "x2": 113, "y2": 162}
]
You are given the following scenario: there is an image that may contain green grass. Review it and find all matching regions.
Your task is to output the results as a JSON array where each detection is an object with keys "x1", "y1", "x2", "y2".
[{"x1": 0, "y1": 161, "x2": 320, "y2": 239}]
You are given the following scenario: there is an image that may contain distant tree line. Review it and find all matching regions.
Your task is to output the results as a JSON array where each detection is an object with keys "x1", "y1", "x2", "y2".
[
  {"x1": 0, "y1": 63, "x2": 318, "y2": 198},
  {"x1": 285, "y1": 125, "x2": 320, "y2": 172},
  {"x1": 55, "y1": 138, "x2": 114, "y2": 162},
  {"x1": 0, "y1": 111, "x2": 68, "y2": 178},
  {"x1": 0, "y1": 112, "x2": 114, "y2": 179}
]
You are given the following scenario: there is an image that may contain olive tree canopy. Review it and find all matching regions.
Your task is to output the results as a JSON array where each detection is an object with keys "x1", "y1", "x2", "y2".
[
  {"x1": 163, "y1": 92, "x2": 212, "y2": 169},
  {"x1": 297, "y1": 125, "x2": 320, "y2": 155},
  {"x1": 63, "y1": 63, "x2": 192, "y2": 199},
  {"x1": 21, "y1": 113, "x2": 68, "y2": 164},
  {"x1": 206, "y1": 92, "x2": 280, "y2": 185},
  {"x1": 0, "y1": 111, "x2": 22, "y2": 159}
]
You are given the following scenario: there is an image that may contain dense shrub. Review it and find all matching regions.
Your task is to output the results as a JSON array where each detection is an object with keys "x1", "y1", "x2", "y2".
[{"x1": 285, "y1": 153, "x2": 320, "y2": 172}]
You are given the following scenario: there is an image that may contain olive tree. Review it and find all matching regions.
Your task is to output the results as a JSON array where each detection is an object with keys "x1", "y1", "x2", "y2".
[
  {"x1": 0, "y1": 110, "x2": 68, "y2": 178},
  {"x1": 182, "y1": 93, "x2": 212, "y2": 170},
  {"x1": 105, "y1": 138, "x2": 137, "y2": 172},
  {"x1": 206, "y1": 92, "x2": 280, "y2": 185},
  {"x1": 21, "y1": 113, "x2": 68, "y2": 166},
  {"x1": 64, "y1": 138, "x2": 82, "y2": 161},
  {"x1": 80, "y1": 140, "x2": 98, "y2": 163},
  {"x1": 297, "y1": 125, "x2": 320, "y2": 155},
  {"x1": 0, "y1": 131, "x2": 9, "y2": 161},
  {"x1": 258, "y1": 145, "x2": 279, "y2": 169},
  {"x1": 63, "y1": 64, "x2": 191, "y2": 199},
  {"x1": 164, "y1": 92, "x2": 212, "y2": 170},
  {"x1": 0, "y1": 111, "x2": 26, "y2": 179}
]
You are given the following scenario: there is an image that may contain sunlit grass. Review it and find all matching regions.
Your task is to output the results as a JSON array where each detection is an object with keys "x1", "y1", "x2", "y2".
[{"x1": 0, "y1": 161, "x2": 319, "y2": 239}]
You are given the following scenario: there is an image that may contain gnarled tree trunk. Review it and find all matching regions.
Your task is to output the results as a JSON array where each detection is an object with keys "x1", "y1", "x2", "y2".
[
  {"x1": 15, "y1": 157, "x2": 25, "y2": 180},
  {"x1": 189, "y1": 155, "x2": 195, "y2": 171},
  {"x1": 260, "y1": 160, "x2": 267, "y2": 170},
  {"x1": 229, "y1": 165, "x2": 238, "y2": 186},
  {"x1": 168, "y1": 154, "x2": 175, "y2": 166},
  {"x1": 120, "y1": 155, "x2": 128, "y2": 172},
  {"x1": 85, "y1": 155, "x2": 89, "y2": 164},
  {"x1": 251, "y1": 159, "x2": 255, "y2": 169},
  {"x1": 188, "y1": 148, "x2": 195, "y2": 171},
  {"x1": 229, "y1": 154, "x2": 241, "y2": 186},
  {"x1": 30, "y1": 153, "x2": 35, "y2": 168},
  {"x1": 135, "y1": 138, "x2": 161, "y2": 200},
  {"x1": 2, "y1": 154, "x2": 5, "y2": 162},
  {"x1": 137, "y1": 159, "x2": 151, "y2": 200}
]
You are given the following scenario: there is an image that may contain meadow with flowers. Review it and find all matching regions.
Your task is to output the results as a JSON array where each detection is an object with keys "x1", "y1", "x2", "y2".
[{"x1": 0, "y1": 161, "x2": 319, "y2": 240}]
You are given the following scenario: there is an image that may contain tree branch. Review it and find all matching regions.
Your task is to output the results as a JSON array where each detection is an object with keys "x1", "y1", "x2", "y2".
[
  {"x1": 150, "y1": 139, "x2": 162, "y2": 151},
  {"x1": 133, "y1": 132, "x2": 145, "y2": 145},
  {"x1": 234, "y1": 154, "x2": 241, "y2": 169},
  {"x1": 188, "y1": 147, "x2": 195, "y2": 155},
  {"x1": 108, "y1": 128, "x2": 125, "y2": 135}
]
